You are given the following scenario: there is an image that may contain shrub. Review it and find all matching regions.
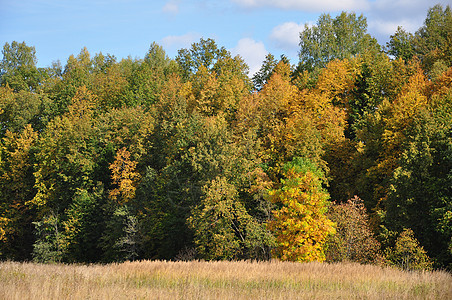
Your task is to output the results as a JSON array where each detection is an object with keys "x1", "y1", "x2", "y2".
[{"x1": 385, "y1": 228, "x2": 432, "y2": 271}]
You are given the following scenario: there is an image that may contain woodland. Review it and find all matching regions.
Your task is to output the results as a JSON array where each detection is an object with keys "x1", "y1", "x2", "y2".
[{"x1": 0, "y1": 4, "x2": 451, "y2": 271}]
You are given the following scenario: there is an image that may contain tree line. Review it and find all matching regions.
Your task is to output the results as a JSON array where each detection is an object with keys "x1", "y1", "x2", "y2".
[{"x1": 0, "y1": 4, "x2": 451, "y2": 270}]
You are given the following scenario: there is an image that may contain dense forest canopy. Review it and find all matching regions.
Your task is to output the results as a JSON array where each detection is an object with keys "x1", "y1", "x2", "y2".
[{"x1": 0, "y1": 4, "x2": 451, "y2": 270}]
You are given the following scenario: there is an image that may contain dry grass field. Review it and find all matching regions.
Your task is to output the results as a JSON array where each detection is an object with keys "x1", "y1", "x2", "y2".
[{"x1": 0, "y1": 260, "x2": 451, "y2": 299}]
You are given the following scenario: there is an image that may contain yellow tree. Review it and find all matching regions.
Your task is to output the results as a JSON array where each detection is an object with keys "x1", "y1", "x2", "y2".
[
  {"x1": 364, "y1": 67, "x2": 429, "y2": 208},
  {"x1": 237, "y1": 61, "x2": 299, "y2": 176},
  {"x1": 267, "y1": 158, "x2": 335, "y2": 262},
  {"x1": 0, "y1": 124, "x2": 38, "y2": 258},
  {"x1": 109, "y1": 147, "x2": 140, "y2": 205},
  {"x1": 92, "y1": 63, "x2": 128, "y2": 109}
]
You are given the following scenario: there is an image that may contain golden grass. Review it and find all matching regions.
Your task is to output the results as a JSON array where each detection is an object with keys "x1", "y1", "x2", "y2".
[{"x1": 0, "y1": 260, "x2": 451, "y2": 299}]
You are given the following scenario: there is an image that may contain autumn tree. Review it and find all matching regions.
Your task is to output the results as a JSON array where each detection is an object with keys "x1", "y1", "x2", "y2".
[
  {"x1": 178, "y1": 39, "x2": 251, "y2": 121},
  {"x1": 385, "y1": 229, "x2": 432, "y2": 271},
  {"x1": 384, "y1": 82, "x2": 452, "y2": 268},
  {"x1": 109, "y1": 147, "x2": 140, "y2": 205},
  {"x1": 268, "y1": 157, "x2": 335, "y2": 262},
  {"x1": 325, "y1": 196, "x2": 381, "y2": 263},
  {"x1": 239, "y1": 61, "x2": 301, "y2": 175},
  {"x1": 0, "y1": 125, "x2": 38, "y2": 259},
  {"x1": 92, "y1": 55, "x2": 128, "y2": 109}
]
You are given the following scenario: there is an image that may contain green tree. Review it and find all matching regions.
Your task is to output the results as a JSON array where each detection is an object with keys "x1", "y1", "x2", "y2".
[
  {"x1": 31, "y1": 86, "x2": 98, "y2": 212},
  {"x1": 252, "y1": 53, "x2": 278, "y2": 91},
  {"x1": 176, "y1": 38, "x2": 231, "y2": 79},
  {"x1": 122, "y1": 43, "x2": 178, "y2": 107},
  {"x1": 386, "y1": 26, "x2": 415, "y2": 61},
  {"x1": 0, "y1": 41, "x2": 41, "y2": 92},
  {"x1": 298, "y1": 12, "x2": 379, "y2": 73},
  {"x1": 412, "y1": 4, "x2": 452, "y2": 72},
  {"x1": 32, "y1": 212, "x2": 66, "y2": 263},
  {"x1": 63, "y1": 186, "x2": 105, "y2": 262},
  {"x1": 188, "y1": 176, "x2": 273, "y2": 260},
  {"x1": 384, "y1": 93, "x2": 452, "y2": 268},
  {"x1": 51, "y1": 47, "x2": 94, "y2": 114}
]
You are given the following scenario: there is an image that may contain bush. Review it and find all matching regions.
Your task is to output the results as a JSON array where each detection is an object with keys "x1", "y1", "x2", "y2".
[
  {"x1": 385, "y1": 228, "x2": 432, "y2": 271},
  {"x1": 32, "y1": 213, "x2": 66, "y2": 263}
]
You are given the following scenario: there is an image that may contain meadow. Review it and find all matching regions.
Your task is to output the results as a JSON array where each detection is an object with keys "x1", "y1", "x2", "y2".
[{"x1": 0, "y1": 260, "x2": 451, "y2": 299}]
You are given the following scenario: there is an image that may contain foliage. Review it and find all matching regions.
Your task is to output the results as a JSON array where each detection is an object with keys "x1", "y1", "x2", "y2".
[
  {"x1": 325, "y1": 196, "x2": 381, "y2": 264},
  {"x1": 384, "y1": 88, "x2": 452, "y2": 268},
  {"x1": 413, "y1": 4, "x2": 452, "y2": 72},
  {"x1": 386, "y1": 26, "x2": 415, "y2": 61},
  {"x1": 109, "y1": 147, "x2": 140, "y2": 205},
  {"x1": 102, "y1": 205, "x2": 141, "y2": 262},
  {"x1": 0, "y1": 124, "x2": 38, "y2": 259},
  {"x1": 298, "y1": 11, "x2": 379, "y2": 73},
  {"x1": 385, "y1": 228, "x2": 432, "y2": 271},
  {"x1": 0, "y1": 5, "x2": 451, "y2": 268},
  {"x1": 267, "y1": 158, "x2": 335, "y2": 262},
  {"x1": 32, "y1": 213, "x2": 66, "y2": 263},
  {"x1": 63, "y1": 186, "x2": 105, "y2": 262},
  {"x1": 188, "y1": 176, "x2": 274, "y2": 260},
  {"x1": 0, "y1": 41, "x2": 41, "y2": 92}
]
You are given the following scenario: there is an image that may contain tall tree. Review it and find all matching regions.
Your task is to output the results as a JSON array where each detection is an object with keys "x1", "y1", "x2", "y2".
[
  {"x1": 412, "y1": 4, "x2": 452, "y2": 73},
  {"x1": 0, "y1": 125, "x2": 38, "y2": 259},
  {"x1": 298, "y1": 12, "x2": 379, "y2": 73},
  {"x1": 384, "y1": 81, "x2": 452, "y2": 268},
  {"x1": 176, "y1": 38, "x2": 249, "y2": 81},
  {"x1": 386, "y1": 26, "x2": 415, "y2": 62},
  {"x1": 122, "y1": 43, "x2": 178, "y2": 107},
  {"x1": 252, "y1": 53, "x2": 278, "y2": 91},
  {"x1": 0, "y1": 41, "x2": 41, "y2": 92}
]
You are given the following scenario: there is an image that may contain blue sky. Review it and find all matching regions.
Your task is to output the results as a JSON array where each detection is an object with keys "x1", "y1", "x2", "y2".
[{"x1": 1, "y1": 0, "x2": 450, "y2": 75}]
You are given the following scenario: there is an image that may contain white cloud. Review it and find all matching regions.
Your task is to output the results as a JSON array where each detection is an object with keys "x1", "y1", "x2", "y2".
[
  {"x1": 270, "y1": 22, "x2": 304, "y2": 51},
  {"x1": 231, "y1": 0, "x2": 370, "y2": 12},
  {"x1": 368, "y1": 19, "x2": 419, "y2": 39},
  {"x1": 365, "y1": 0, "x2": 447, "y2": 42},
  {"x1": 231, "y1": 38, "x2": 268, "y2": 76},
  {"x1": 162, "y1": 1, "x2": 179, "y2": 15},
  {"x1": 160, "y1": 32, "x2": 200, "y2": 49}
]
